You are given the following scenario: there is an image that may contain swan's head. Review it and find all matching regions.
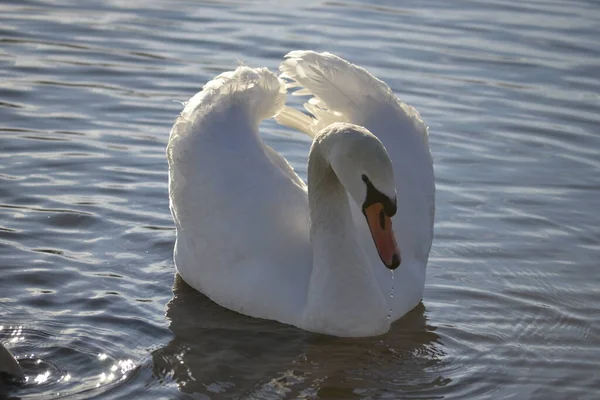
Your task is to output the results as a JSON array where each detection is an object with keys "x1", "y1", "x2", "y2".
[{"x1": 323, "y1": 123, "x2": 401, "y2": 270}]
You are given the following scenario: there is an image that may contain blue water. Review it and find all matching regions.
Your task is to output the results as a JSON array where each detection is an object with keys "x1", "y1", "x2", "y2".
[{"x1": 1, "y1": 0, "x2": 599, "y2": 398}]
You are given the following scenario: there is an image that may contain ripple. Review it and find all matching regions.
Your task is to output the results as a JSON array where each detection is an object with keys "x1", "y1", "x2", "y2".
[
  {"x1": 1, "y1": 0, "x2": 599, "y2": 398},
  {"x1": 0, "y1": 321, "x2": 155, "y2": 399}
]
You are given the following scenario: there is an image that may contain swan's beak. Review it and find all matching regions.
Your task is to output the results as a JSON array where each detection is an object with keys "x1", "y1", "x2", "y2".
[{"x1": 364, "y1": 202, "x2": 401, "y2": 270}]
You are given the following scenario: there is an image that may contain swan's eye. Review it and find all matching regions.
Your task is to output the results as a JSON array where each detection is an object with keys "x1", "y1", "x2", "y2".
[
  {"x1": 362, "y1": 173, "x2": 396, "y2": 217},
  {"x1": 379, "y1": 208, "x2": 385, "y2": 229}
]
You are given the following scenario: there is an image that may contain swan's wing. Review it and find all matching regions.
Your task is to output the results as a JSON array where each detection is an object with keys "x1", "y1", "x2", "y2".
[
  {"x1": 276, "y1": 51, "x2": 435, "y2": 319},
  {"x1": 275, "y1": 51, "x2": 427, "y2": 143},
  {"x1": 167, "y1": 66, "x2": 311, "y2": 321}
]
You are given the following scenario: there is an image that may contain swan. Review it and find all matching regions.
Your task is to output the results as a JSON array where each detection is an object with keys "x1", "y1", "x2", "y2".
[
  {"x1": 275, "y1": 51, "x2": 435, "y2": 322},
  {"x1": 167, "y1": 53, "x2": 434, "y2": 337}
]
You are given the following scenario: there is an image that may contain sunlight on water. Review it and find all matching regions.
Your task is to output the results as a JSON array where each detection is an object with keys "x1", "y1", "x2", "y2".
[
  {"x1": 33, "y1": 370, "x2": 51, "y2": 385},
  {"x1": 9, "y1": 326, "x2": 24, "y2": 343},
  {"x1": 0, "y1": 0, "x2": 598, "y2": 398},
  {"x1": 96, "y1": 359, "x2": 136, "y2": 387}
]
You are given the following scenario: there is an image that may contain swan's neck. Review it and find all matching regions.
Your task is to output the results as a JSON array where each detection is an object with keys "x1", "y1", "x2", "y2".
[{"x1": 304, "y1": 144, "x2": 388, "y2": 336}]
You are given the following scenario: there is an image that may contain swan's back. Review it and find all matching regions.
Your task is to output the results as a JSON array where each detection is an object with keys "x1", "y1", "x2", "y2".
[{"x1": 167, "y1": 67, "x2": 311, "y2": 322}]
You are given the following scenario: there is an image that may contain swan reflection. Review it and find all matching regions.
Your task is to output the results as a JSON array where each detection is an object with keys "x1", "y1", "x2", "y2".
[{"x1": 152, "y1": 275, "x2": 449, "y2": 398}]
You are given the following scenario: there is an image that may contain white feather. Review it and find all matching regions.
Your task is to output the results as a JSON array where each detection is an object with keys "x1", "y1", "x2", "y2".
[{"x1": 275, "y1": 51, "x2": 436, "y2": 321}]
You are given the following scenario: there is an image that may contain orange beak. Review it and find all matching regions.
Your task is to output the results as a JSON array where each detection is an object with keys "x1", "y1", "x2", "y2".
[{"x1": 364, "y1": 202, "x2": 401, "y2": 270}]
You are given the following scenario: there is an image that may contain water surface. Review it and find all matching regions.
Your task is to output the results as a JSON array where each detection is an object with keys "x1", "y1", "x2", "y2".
[{"x1": 1, "y1": 0, "x2": 599, "y2": 398}]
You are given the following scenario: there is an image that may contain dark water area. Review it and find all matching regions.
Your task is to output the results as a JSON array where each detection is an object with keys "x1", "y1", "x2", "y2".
[{"x1": 1, "y1": 0, "x2": 599, "y2": 398}]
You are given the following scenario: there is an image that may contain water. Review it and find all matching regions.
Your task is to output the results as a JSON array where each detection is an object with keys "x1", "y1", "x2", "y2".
[
  {"x1": 1, "y1": 0, "x2": 599, "y2": 398},
  {"x1": 387, "y1": 271, "x2": 394, "y2": 321}
]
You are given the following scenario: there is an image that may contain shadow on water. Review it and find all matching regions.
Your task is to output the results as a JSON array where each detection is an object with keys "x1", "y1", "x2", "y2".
[{"x1": 152, "y1": 275, "x2": 450, "y2": 398}]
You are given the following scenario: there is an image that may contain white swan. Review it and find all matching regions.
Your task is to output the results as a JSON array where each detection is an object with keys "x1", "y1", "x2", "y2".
[
  {"x1": 167, "y1": 53, "x2": 434, "y2": 337},
  {"x1": 275, "y1": 51, "x2": 435, "y2": 322}
]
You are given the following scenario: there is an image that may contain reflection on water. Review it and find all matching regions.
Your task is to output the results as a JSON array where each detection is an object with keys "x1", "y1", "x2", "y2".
[
  {"x1": 0, "y1": 323, "x2": 143, "y2": 399},
  {"x1": 1, "y1": 0, "x2": 599, "y2": 397},
  {"x1": 0, "y1": 326, "x2": 138, "y2": 399},
  {"x1": 153, "y1": 275, "x2": 447, "y2": 398}
]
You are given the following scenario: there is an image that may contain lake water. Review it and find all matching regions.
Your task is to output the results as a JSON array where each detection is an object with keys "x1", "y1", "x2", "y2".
[{"x1": 1, "y1": 0, "x2": 599, "y2": 398}]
